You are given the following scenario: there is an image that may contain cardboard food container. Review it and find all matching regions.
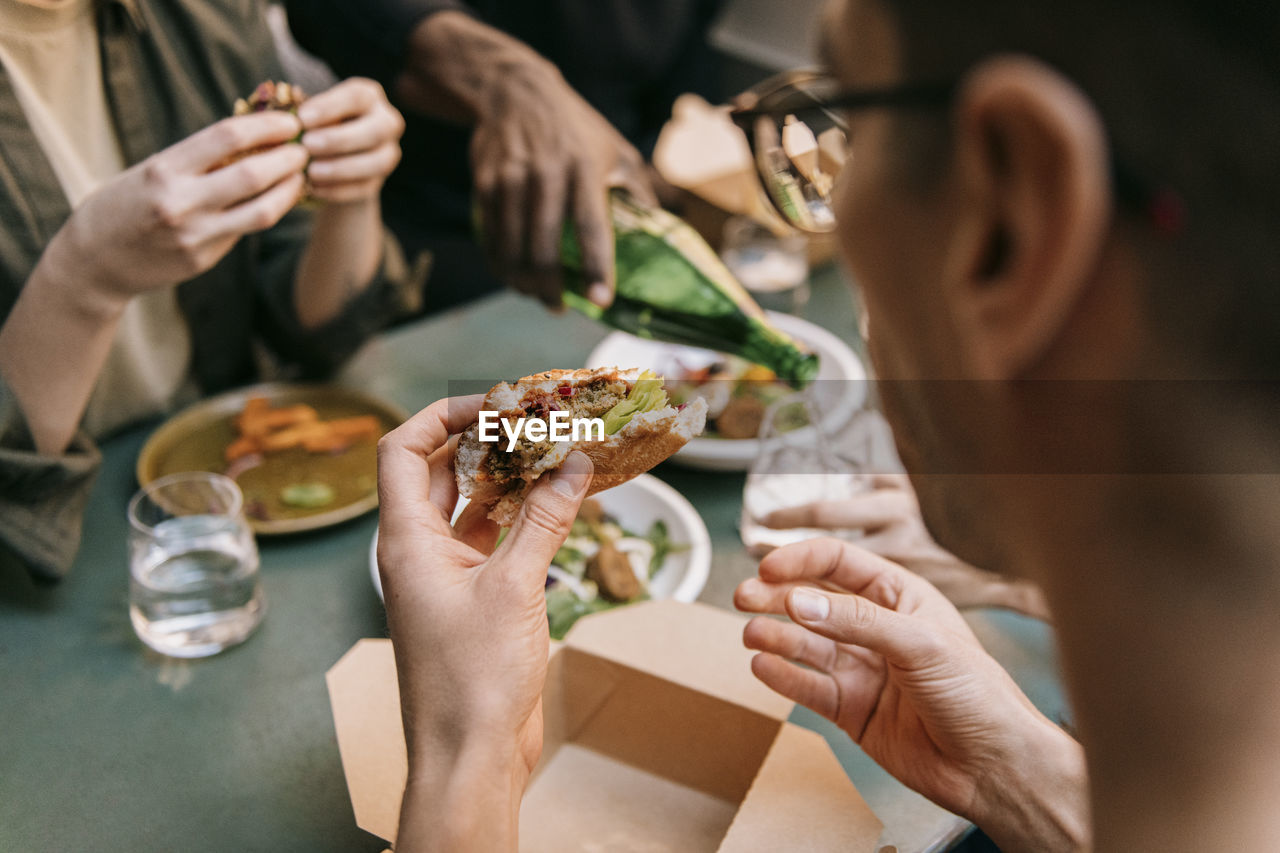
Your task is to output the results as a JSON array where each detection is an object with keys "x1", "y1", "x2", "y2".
[{"x1": 327, "y1": 600, "x2": 883, "y2": 851}]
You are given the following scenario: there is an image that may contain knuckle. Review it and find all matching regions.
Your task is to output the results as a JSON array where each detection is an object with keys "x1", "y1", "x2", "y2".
[
  {"x1": 521, "y1": 494, "x2": 574, "y2": 539},
  {"x1": 213, "y1": 118, "x2": 250, "y2": 152},
  {"x1": 532, "y1": 160, "x2": 563, "y2": 188},
  {"x1": 376, "y1": 432, "x2": 400, "y2": 459},
  {"x1": 150, "y1": 195, "x2": 185, "y2": 229},
  {"x1": 355, "y1": 76, "x2": 383, "y2": 98},
  {"x1": 248, "y1": 203, "x2": 279, "y2": 231},
  {"x1": 141, "y1": 158, "x2": 172, "y2": 190},
  {"x1": 474, "y1": 173, "x2": 496, "y2": 196},
  {"x1": 499, "y1": 163, "x2": 527, "y2": 191},
  {"x1": 912, "y1": 626, "x2": 947, "y2": 659},
  {"x1": 173, "y1": 227, "x2": 203, "y2": 257},
  {"x1": 384, "y1": 144, "x2": 403, "y2": 171},
  {"x1": 812, "y1": 504, "x2": 841, "y2": 528},
  {"x1": 234, "y1": 158, "x2": 272, "y2": 192},
  {"x1": 844, "y1": 595, "x2": 878, "y2": 632}
]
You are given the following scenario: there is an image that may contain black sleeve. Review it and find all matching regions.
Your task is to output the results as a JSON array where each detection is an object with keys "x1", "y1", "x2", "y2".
[{"x1": 283, "y1": 0, "x2": 472, "y2": 89}]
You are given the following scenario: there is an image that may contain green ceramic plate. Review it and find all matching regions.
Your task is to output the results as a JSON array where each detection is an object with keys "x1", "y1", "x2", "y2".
[{"x1": 136, "y1": 383, "x2": 407, "y2": 535}]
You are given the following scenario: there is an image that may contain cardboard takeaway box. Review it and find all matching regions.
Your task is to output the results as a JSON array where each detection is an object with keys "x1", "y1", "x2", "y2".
[{"x1": 327, "y1": 600, "x2": 883, "y2": 851}]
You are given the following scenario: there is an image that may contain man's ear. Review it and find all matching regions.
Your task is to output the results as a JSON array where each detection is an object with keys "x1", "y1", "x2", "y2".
[{"x1": 941, "y1": 55, "x2": 1113, "y2": 380}]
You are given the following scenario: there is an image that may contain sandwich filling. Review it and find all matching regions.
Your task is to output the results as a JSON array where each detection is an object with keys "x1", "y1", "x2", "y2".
[{"x1": 483, "y1": 370, "x2": 670, "y2": 486}]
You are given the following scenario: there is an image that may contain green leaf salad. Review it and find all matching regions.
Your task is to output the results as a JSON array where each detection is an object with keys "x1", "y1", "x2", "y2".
[{"x1": 544, "y1": 499, "x2": 688, "y2": 640}]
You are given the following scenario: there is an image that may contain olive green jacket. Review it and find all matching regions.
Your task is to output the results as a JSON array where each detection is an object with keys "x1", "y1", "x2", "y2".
[{"x1": 0, "y1": 0, "x2": 419, "y2": 580}]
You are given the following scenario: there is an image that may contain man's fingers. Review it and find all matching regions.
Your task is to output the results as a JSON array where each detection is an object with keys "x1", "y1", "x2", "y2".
[
  {"x1": 301, "y1": 106, "x2": 402, "y2": 157},
  {"x1": 871, "y1": 472, "x2": 913, "y2": 490},
  {"x1": 743, "y1": 616, "x2": 841, "y2": 673},
  {"x1": 527, "y1": 162, "x2": 569, "y2": 305},
  {"x1": 785, "y1": 587, "x2": 944, "y2": 669},
  {"x1": 606, "y1": 148, "x2": 658, "y2": 208},
  {"x1": 453, "y1": 500, "x2": 500, "y2": 554},
  {"x1": 172, "y1": 112, "x2": 302, "y2": 173},
  {"x1": 492, "y1": 129, "x2": 531, "y2": 273},
  {"x1": 758, "y1": 538, "x2": 916, "y2": 607},
  {"x1": 735, "y1": 577, "x2": 807, "y2": 614},
  {"x1": 495, "y1": 451, "x2": 593, "y2": 584},
  {"x1": 308, "y1": 143, "x2": 401, "y2": 184},
  {"x1": 570, "y1": 163, "x2": 614, "y2": 308},
  {"x1": 204, "y1": 172, "x2": 305, "y2": 239},
  {"x1": 377, "y1": 395, "x2": 486, "y2": 538},
  {"x1": 297, "y1": 77, "x2": 382, "y2": 129},
  {"x1": 200, "y1": 143, "x2": 308, "y2": 210},
  {"x1": 426, "y1": 435, "x2": 460, "y2": 520},
  {"x1": 749, "y1": 652, "x2": 838, "y2": 722},
  {"x1": 762, "y1": 492, "x2": 911, "y2": 531}
]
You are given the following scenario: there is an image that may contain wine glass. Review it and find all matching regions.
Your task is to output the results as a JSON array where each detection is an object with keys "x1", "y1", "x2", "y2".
[{"x1": 740, "y1": 391, "x2": 872, "y2": 556}]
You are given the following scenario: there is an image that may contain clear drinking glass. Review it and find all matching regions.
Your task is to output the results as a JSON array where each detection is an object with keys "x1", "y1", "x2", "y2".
[
  {"x1": 740, "y1": 391, "x2": 871, "y2": 556},
  {"x1": 720, "y1": 215, "x2": 811, "y2": 315},
  {"x1": 128, "y1": 472, "x2": 265, "y2": 658}
]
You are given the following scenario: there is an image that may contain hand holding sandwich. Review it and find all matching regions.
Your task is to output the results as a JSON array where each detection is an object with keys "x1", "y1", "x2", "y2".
[
  {"x1": 0, "y1": 109, "x2": 308, "y2": 455},
  {"x1": 1, "y1": 75, "x2": 404, "y2": 457},
  {"x1": 376, "y1": 395, "x2": 593, "y2": 853},
  {"x1": 51, "y1": 110, "x2": 308, "y2": 307}
]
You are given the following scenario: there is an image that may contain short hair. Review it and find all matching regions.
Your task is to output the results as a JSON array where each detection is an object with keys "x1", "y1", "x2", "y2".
[{"x1": 873, "y1": 0, "x2": 1280, "y2": 379}]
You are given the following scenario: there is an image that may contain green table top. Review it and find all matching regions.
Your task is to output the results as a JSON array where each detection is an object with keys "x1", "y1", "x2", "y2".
[{"x1": 0, "y1": 266, "x2": 1067, "y2": 852}]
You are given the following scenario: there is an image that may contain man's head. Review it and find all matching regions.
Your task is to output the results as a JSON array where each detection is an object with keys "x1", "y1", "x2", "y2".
[{"x1": 823, "y1": 0, "x2": 1280, "y2": 568}]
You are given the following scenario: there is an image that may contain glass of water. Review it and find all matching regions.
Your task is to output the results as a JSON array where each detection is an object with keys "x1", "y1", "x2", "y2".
[
  {"x1": 740, "y1": 391, "x2": 871, "y2": 556},
  {"x1": 128, "y1": 472, "x2": 265, "y2": 658}
]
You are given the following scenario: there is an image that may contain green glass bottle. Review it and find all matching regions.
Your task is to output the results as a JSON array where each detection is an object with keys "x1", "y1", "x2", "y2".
[{"x1": 559, "y1": 192, "x2": 819, "y2": 387}]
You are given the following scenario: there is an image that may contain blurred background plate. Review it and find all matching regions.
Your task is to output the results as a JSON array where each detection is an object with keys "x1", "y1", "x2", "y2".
[
  {"x1": 137, "y1": 383, "x2": 406, "y2": 535},
  {"x1": 585, "y1": 311, "x2": 866, "y2": 470},
  {"x1": 370, "y1": 473, "x2": 712, "y2": 604}
]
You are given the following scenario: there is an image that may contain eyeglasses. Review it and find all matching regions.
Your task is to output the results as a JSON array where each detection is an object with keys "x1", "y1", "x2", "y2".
[{"x1": 729, "y1": 69, "x2": 1185, "y2": 236}]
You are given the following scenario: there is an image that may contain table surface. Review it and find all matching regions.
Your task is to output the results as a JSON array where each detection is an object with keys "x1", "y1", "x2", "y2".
[{"x1": 0, "y1": 266, "x2": 1069, "y2": 852}]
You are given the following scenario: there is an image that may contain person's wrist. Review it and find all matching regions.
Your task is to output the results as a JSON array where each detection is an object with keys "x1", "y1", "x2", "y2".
[
  {"x1": 971, "y1": 717, "x2": 1090, "y2": 852},
  {"x1": 39, "y1": 224, "x2": 131, "y2": 323},
  {"x1": 405, "y1": 11, "x2": 562, "y2": 124},
  {"x1": 401, "y1": 733, "x2": 531, "y2": 849},
  {"x1": 311, "y1": 193, "x2": 379, "y2": 214}
]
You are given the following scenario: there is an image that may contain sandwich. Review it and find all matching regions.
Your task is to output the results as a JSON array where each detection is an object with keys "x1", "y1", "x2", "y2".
[
  {"x1": 233, "y1": 80, "x2": 306, "y2": 119},
  {"x1": 224, "y1": 81, "x2": 312, "y2": 201},
  {"x1": 456, "y1": 367, "x2": 708, "y2": 525}
]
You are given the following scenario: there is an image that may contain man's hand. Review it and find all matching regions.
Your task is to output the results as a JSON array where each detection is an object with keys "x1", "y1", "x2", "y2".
[
  {"x1": 376, "y1": 395, "x2": 593, "y2": 852},
  {"x1": 763, "y1": 474, "x2": 1050, "y2": 618},
  {"x1": 59, "y1": 111, "x2": 307, "y2": 312},
  {"x1": 397, "y1": 11, "x2": 656, "y2": 309},
  {"x1": 299, "y1": 77, "x2": 405, "y2": 204},
  {"x1": 735, "y1": 538, "x2": 1088, "y2": 853}
]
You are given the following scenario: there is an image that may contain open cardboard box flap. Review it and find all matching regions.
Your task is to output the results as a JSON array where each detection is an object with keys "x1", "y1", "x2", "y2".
[{"x1": 328, "y1": 600, "x2": 882, "y2": 851}]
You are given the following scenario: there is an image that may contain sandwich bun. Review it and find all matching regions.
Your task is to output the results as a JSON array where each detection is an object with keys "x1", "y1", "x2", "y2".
[{"x1": 455, "y1": 368, "x2": 707, "y2": 526}]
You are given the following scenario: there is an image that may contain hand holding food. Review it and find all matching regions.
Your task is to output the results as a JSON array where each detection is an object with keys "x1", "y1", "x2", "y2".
[
  {"x1": 298, "y1": 77, "x2": 405, "y2": 204},
  {"x1": 734, "y1": 538, "x2": 1088, "y2": 851},
  {"x1": 763, "y1": 473, "x2": 1050, "y2": 618},
  {"x1": 376, "y1": 395, "x2": 593, "y2": 850},
  {"x1": 455, "y1": 367, "x2": 707, "y2": 525},
  {"x1": 53, "y1": 108, "x2": 306, "y2": 306}
]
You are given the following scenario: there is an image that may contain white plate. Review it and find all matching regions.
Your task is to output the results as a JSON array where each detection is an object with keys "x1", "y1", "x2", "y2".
[
  {"x1": 370, "y1": 473, "x2": 711, "y2": 604},
  {"x1": 585, "y1": 311, "x2": 867, "y2": 470}
]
